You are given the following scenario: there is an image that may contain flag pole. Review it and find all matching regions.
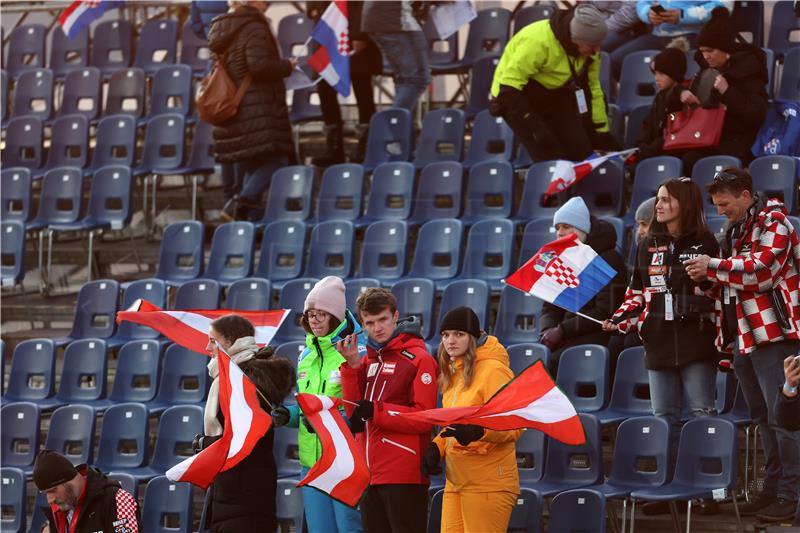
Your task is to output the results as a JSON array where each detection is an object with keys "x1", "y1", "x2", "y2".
[{"x1": 501, "y1": 281, "x2": 605, "y2": 325}]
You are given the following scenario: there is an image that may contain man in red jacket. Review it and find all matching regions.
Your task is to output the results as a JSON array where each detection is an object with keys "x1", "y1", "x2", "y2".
[{"x1": 338, "y1": 287, "x2": 438, "y2": 533}]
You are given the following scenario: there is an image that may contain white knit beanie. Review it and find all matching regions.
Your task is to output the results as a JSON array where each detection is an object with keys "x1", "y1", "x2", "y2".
[{"x1": 304, "y1": 276, "x2": 346, "y2": 322}]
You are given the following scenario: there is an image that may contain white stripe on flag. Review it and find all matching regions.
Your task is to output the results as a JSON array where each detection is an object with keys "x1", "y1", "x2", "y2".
[
  {"x1": 161, "y1": 310, "x2": 278, "y2": 345},
  {"x1": 476, "y1": 386, "x2": 577, "y2": 424},
  {"x1": 318, "y1": 63, "x2": 340, "y2": 86},
  {"x1": 166, "y1": 450, "x2": 196, "y2": 481},
  {"x1": 62, "y1": 4, "x2": 89, "y2": 34},
  {"x1": 227, "y1": 361, "x2": 253, "y2": 459},
  {"x1": 323, "y1": 3, "x2": 348, "y2": 36},
  {"x1": 308, "y1": 396, "x2": 355, "y2": 493}
]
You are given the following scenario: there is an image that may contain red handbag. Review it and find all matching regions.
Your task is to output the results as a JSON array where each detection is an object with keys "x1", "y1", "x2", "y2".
[{"x1": 663, "y1": 104, "x2": 727, "y2": 151}]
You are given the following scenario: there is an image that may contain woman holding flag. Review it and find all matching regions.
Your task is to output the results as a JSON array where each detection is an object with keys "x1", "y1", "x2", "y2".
[{"x1": 421, "y1": 307, "x2": 521, "y2": 533}]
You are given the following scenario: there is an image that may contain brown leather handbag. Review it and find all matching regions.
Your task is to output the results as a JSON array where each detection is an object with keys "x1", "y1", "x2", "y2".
[
  {"x1": 663, "y1": 104, "x2": 727, "y2": 151},
  {"x1": 196, "y1": 52, "x2": 252, "y2": 125}
]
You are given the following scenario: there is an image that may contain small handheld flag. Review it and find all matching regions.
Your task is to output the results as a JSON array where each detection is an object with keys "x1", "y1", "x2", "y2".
[
  {"x1": 544, "y1": 149, "x2": 638, "y2": 199},
  {"x1": 59, "y1": 1, "x2": 125, "y2": 39},
  {"x1": 307, "y1": 1, "x2": 351, "y2": 97}
]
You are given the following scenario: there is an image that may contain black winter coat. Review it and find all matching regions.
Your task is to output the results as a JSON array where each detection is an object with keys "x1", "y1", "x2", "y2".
[
  {"x1": 207, "y1": 7, "x2": 294, "y2": 163},
  {"x1": 540, "y1": 217, "x2": 628, "y2": 337},
  {"x1": 775, "y1": 391, "x2": 800, "y2": 431},
  {"x1": 636, "y1": 84, "x2": 683, "y2": 160}
]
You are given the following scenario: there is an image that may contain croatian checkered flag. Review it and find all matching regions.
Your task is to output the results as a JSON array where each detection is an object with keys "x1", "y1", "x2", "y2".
[{"x1": 306, "y1": 1, "x2": 351, "y2": 96}]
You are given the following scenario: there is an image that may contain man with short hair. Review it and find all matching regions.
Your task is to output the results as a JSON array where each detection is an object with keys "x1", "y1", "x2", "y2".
[
  {"x1": 337, "y1": 287, "x2": 438, "y2": 533},
  {"x1": 685, "y1": 167, "x2": 800, "y2": 522},
  {"x1": 33, "y1": 449, "x2": 140, "y2": 533}
]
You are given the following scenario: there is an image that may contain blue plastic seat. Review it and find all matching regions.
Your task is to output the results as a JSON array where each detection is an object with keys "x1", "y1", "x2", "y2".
[
  {"x1": 141, "y1": 64, "x2": 193, "y2": 122},
  {"x1": 93, "y1": 402, "x2": 149, "y2": 472},
  {"x1": 0, "y1": 467, "x2": 26, "y2": 533},
  {"x1": 427, "y1": 488, "x2": 444, "y2": 533},
  {"x1": 413, "y1": 109, "x2": 466, "y2": 168},
  {"x1": 2, "y1": 116, "x2": 43, "y2": 171},
  {"x1": 464, "y1": 56, "x2": 500, "y2": 118},
  {"x1": 305, "y1": 220, "x2": 354, "y2": 279},
  {"x1": 155, "y1": 220, "x2": 205, "y2": 285},
  {"x1": 433, "y1": 279, "x2": 491, "y2": 343},
  {"x1": 548, "y1": 489, "x2": 607, "y2": 533},
  {"x1": 344, "y1": 278, "x2": 380, "y2": 308},
  {"x1": 507, "y1": 343, "x2": 550, "y2": 377},
  {"x1": 205, "y1": 222, "x2": 255, "y2": 284},
  {"x1": 433, "y1": 8, "x2": 511, "y2": 73},
  {"x1": 513, "y1": 3, "x2": 556, "y2": 34},
  {"x1": 254, "y1": 220, "x2": 306, "y2": 284},
  {"x1": 49, "y1": 26, "x2": 88, "y2": 78},
  {"x1": 277, "y1": 12, "x2": 313, "y2": 57},
  {"x1": 198, "y1": 487, "x2": 213, "y2": 533},
  {"x1": 107, "y1": 473, "x2": 138, "y2": 499},
  {"x1": 362, "y1": 108, "x2": 413, "y2": 171},
  {"x1": 147, "y1": 344, "x2": 210, "y2": 414},
  {"x1": 358, "y1": 220, "x2": 408, "y2": 285},
  {"x1": 749, "y1": 155, "x2": 797, "y2": 212},
  {"x1": 226, "y1": 278, "x2": 272, "y2": 310},
  {"x1": 617, "y1": 50, "x2": 660, "y2": 113},
  {"x1": 624, "y1": 104, "x2": 650, "y2": 149},
  {"x1": 32, "y1": 115, "x2": 89, "y2": 179},
  {"x1": 600, "y1": 51, "x2": 613, "y2": 102},
  {"x1": 104, "y1": 68, "x2": 145, "y2": 118},
  {"x1": 1, "y1": 70, "x2": 8, "y2": 125},
  {"x1": 168, "y1": 121, "x2": 216, "y2": 219},
  {"x1": 460, "y1": 218, "x2": 514, "y2": 290},
  {"x1": 408, "y1": 218, "x2": 463, "y2": 288},
  {"x1": 134, "y1": 20, "x2": 178, "y2": 75},
  {"x1": 391, "y1": 278, "x2": 436, "y2": 340},
  {"x1": 11, "y1": 68, "x2": 53, "y2": 121},
  {"x1": 91, "y1": 20, "x2": 134, "y2": 76},
  {"x1": 274, "y1": 341, "x2": 306, "y2": 361},
  {"x1": 518, "y1": 218, "x2": 558, "y2": 267},
  {"x1": 107, "y1": 278, "x2": 167, "y2": 348},
  {"x1": 731, "y1": 0, "x2": 764, "y2": 47},
  {"x1": 0, "y1": 402, "x2": 40, "y2": 470},
  {"x1": 763, "y1": 46, "x2": 776, "y2": 99},
  {"x1": 516, "y1": 427, "x2": 547, "y2": 487},
  {"x1": 127, "y1": 405, "x2": 204, "y2": 481},
  {"x1": 778, "y1": 47, "x2": 800, "y2": 100},
  {"x1": 289, "y1": 87, "x2": 324, "y2": 123},
  {"x1": 561, "y1": 159, "x2": 624, "y2": 216},
  {"x1": 594, "y1": 346, "x2": 652, "y2": 426},
  {"x1": 40, "y1": 339, "x2": 108, "y2": 410},
  {"x1": 493, "y1": 285, "x2": 545, "y2": 345},
  {"x1": 514, "y1": 162, "x2": 564, "y2": 223},
  {"x1": 172, "y1": 279, "x2": 221, "y2": 310},
  {"x1": 0, "y1": 221, "x2": 26, "y2": 288},
  {"x1": 106, "y1": 340, "x2": 162, "y2": 404},
  {"x1": 6, "y1": 24, "x2": 46, "y2": 78},
  {"x1": 607, "y1": 103, "x2": 625, "y2": 145},
  {"x1": 179, "y1": 20, "x2": 210, "y2": 75},
  {"x1": 256, "y1": 166, "x2": 314, "y2": 227},
  {"x1": 555, "y1": 345, "x2": 610, "y2": 413},
  {"x1": 53, "y1": 279, "x2": 119, "y2": 346},
  {"x1": 691, "y1": 155, "x2": 742, "y2": 214},
  {"x1": 132, "y1": 113, "x2": 186, "y2": 176},
  {"x1": 273, "y1": 426, "x2": 302, "y2": 479},
  {"x1": 356, "y1": 162, "x2": 415, "y2": 227},
  {"x1": 625, "y1": 156, "x2": 683, "y2": 224},
  {"x1": 462, "y1": 111, "x2": 514, "y2": 169},
  {"x1": 767, "y1": 1, "x2": 800, "y2": 59},
  {"x1": 88, "y1": 116, "x2": 137, "y2": 172},
  {"x1": 141, "y1": 476, "x2": 193, "y2": 533},
  {"x1": 44, "y1": 405, "x2": 96, "y2": 466},
  {"x1": 28, "y1": 492, "x2": 50, "y2": 533},
  {"x1": 2, "y1": 339, "x2": 57, "y2": 404},
  {"x1": 58, "y1": 67, "x2": 101, "y2": 121},
  {"x1": 314, "y1": 164, "x2": 365, "y2": 223},
  {"x1": 274, "y1": 278, "x2": 319, "y2": 343},
  {"x1": 275, "y1": 479, "x2": 305, "y2": 532},
  {"x1": 409, "y1": 162, "x2": 464, "y2": 225},
  {"x1": 421, "y1": 13, "x2": 459, "y2": 69},
  {"x1": 506, "y1": 487, "x2": 543, "y2": 533},
  {"x1": 462, "y1": 161, "x2": 513, "y2": 224}
]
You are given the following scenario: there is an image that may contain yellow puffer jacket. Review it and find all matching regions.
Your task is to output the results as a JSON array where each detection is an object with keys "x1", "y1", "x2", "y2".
[{"x1": 434, "y1": 335, "x2": 520, "y2": 494}]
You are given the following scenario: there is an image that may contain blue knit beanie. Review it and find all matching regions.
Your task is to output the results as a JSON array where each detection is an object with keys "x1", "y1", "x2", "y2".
[{"x1": 553, "y1": 197, "x2": 591, "y2": 234}]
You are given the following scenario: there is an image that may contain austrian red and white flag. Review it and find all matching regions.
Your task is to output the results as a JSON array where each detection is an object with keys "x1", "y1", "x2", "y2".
[
  {"x1": 544, "y1": 148, "x2": 638, "y2": 199},
  {"x1": 389, "y1": 361, "x2": 585, "y2": 445},
  {"x1": 116, "y1": 299, "x2": 288, "y2": 355},
  {"x1": 166, "y1": 347, "x2": 271, "y2": 489},
  {"x1": 296, "y1": 394, "x2": 370, "y2": 507}
]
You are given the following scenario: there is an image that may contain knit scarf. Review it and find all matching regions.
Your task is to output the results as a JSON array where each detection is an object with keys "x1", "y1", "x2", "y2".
[{"x1": 203, "y1": 336, "x2": 259, "y2": 436}]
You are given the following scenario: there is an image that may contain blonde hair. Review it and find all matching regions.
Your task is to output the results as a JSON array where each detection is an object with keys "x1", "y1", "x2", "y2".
[{"x1": 437, "y1": 336, "x2": 478, "y2": 392}]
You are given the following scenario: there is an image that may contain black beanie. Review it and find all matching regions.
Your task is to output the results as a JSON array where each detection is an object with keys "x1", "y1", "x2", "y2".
[
  {"x1": 439, "y1": 306, "x2": 481, "y2": 339},
  {"x1": 33, "y1": 449, "x2": 78, "y2": 491},
  {"x1": 697, "y1": 7, "x2": 736, "y2": 53},
  {"x1": 652, "y1": 47, "x2": 687, "y2": 82}
]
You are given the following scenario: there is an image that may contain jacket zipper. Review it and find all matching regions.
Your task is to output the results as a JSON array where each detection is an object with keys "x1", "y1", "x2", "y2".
[{"x1": 381, "y1": 437, "x2": 417, "y2": 455}]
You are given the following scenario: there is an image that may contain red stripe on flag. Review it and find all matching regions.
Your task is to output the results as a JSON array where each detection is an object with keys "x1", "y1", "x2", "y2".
[
  {"x1": 505, "y1": 233, "x2": 580, "y2": 293},
  {"x1": 58, "y1": 1, "x2": 82, "y2": 24},
  {"x1": 307, "y1": 46, "x2": 332, "y2": 74}
]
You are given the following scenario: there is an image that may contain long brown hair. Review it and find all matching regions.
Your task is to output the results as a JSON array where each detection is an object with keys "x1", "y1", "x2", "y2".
[
  {"x1": 437, "y1": 336, "x2": 478, "y2": 392},
  {"x1": 648, "y1": 177, "x2": 708, "y2": 239}
]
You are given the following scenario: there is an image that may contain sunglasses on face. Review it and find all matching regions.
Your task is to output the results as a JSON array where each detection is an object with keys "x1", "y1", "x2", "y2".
[{"x1": 713, "y1": 170, "x2": 738, "y2": 182}]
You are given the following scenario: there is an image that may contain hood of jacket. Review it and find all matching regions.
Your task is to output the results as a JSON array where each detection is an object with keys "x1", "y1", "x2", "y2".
[
  {"x1": 586, "y1": 216, "x2": 618, "y2": 255},
  {"x1": 207, "y1": 7, "x2": 268, "y2": 54},
  {"x1": 472, "y1": 334, "x2": 510, "y2": 367},
  {"x1": 367, "y1": 315, "x2": 426, "y2": 353},
  {"x1": 693, "y1": 43, "x2": 768, "y2": 85},
  {"x1": 549, "y1": 7, "x2": 581, "y2": 58}
]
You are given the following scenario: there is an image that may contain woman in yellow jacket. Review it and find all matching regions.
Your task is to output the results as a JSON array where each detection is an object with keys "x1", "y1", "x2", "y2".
[{"x1": 421, "y1": 306, "x2": 521, "y2": 533}]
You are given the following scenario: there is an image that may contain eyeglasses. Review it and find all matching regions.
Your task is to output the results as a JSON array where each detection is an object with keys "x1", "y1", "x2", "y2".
[
  {"x1": 305, "y1": 310, "x2": 329, "y2": 322},
  {"x1": 713, "y1": 170, "x2": 738, "y2": 182},
  {"x1": 669, "y1": 177, "x2": 692, "y2": 183}
]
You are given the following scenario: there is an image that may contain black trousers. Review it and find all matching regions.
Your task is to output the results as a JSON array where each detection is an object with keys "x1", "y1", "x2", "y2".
[
  {"x1": 361, "y1": 484, "x2": 429, "y2": 533},
  {"x1": 318, "y1": 40, "x2": 381, "y2": 126}
]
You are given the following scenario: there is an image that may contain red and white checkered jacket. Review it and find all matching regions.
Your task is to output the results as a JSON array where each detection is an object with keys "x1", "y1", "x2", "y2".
[{"x1": 707, "y1": 197, "x2": 800, "y2": 354}]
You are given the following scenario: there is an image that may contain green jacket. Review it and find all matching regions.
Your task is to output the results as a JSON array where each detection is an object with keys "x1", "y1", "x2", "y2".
[
  {"x1": 490, "y1": 14, "x2": 608, "y2": 133},
  {"x1": 288, "y1": 309, "x2": 365, "y2": 468}
]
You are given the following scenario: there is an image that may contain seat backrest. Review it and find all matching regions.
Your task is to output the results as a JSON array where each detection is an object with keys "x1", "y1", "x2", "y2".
[
  {"x1": 461, "y1": 8, "x2": 511, "y2": 64},
  {"x1": 617, "y1": 50, "x2": 660, "y2": 112},
  {"x1": 518, "y1": 217, "x2": 558, "y2": 267},
  {"x1": 413, "y1": 108, "x2": 466, "y2": 166},
  {"x1": 674, "y1": 417, "x2": 738, "y2": 489},
  {"x1": 139, "y1": 114, "x2": 185, "y2": 172},
  {"x1": 67, "y1": 279, "x2": 119, "y2": 340},
  {"x1": 273, "y1": 426, "x2": 302, "y2": 478},
  {"x1": 427, "y1": 488, "x2": 444, "y2": 533},
  {"x1": 411, "y1": 161, "x2": 464, "y2": 222},
  {"x1": 363, "y1": 108, "x2": 413, "y2": 170},
  {"x1": 261, "y1": 166, "x2": 314, "y2": 223},
  {"x1": 275, "y1": 278, "x2": 320, "y2": 341},
  {"x1": 0, "y1": 467, "x2": 26, "y2": 533},
  {"x1": 390, "y1": 278, "x2": 436, "y2": 340},
  {"x1": 226, "y1": 278, "x2": 272, "y2": 310},
  {"x1": 749, "y1": 155, "x2": 797, "y2": 212},
  {"x1": 437, "y1": 279, "x2": 491, "y2": 331},
  {"x1": 0, "y1": 221, "x2": 26, "y2": 287},
  {"x1": 108, "y1": 473, "x2": 138, "y2": 499},
  {"x1": 44, "y1": 404, "x2": 96, "y2": 465},
  {"x1": 92, "y1": 115, "x2": 137, "y2": 169},
  {"x1": 600, "y1": 51, "x2": 612, "y2": 102},
  {"x1": 422, "y1": 14, "x2": 459, "y2": 65},
  {"x1": 463, "y1": 110, "x2": 514, "y2": 166},
  {"x1": 463, "y1": 160, "x2": 513, "y2": 220},
  {"x1": 116, "y1": 278, "x2": 167, "y2": 341},
  {"x1": 629, "y1": 156, "x2": 683, "y2": 217},
  {"x1": 1, "y1": 69, "x2": 7, "y2": 122},
  {"x1": 141, "y1": 476, "x2": 193, "y2": 533},
  {"x1": 275, "y1": 479, "x2": 305, "y2": 531},
  {"x1": 6, "y1": 24, "x2": 46, "y2": 76},
  {"x1": 767, "y1": 1, "x2": 800, "y2": 57},
  {"x1": 359, "y1": 220, "x2": 408, "y2": 281},
  {"x1": 277, "y1": 13, "x2": 314, "y2": 58},
  {"x1": 274, "y1": 341, "x2": 306, "y2": 361},
  {"x1": 691, "y1": 155, "x2": 742, "y2": 214},
  {"x1": 344, "y1": 278, "x2": 380, "y2": 309},
  {"x1": 110, "y1": 340, "x2": 162, "y2": 403},
  {"x1": 185, "y1": 120, "x2": 216, "y2": 171},
  {"x1": 515, "y1": 427, "x2": 547, "y2": 484},
  {"x1": 507, "y1": 343, "x2": 549, "y2": 376},
  {"x1": 2, "y1": 116, "x2": 43, "y2": 170},
  {"x1": 154, "y1": 344, "x2": 210, "y2": 405},
  {"x1": 85, "y1": 165, "x2": 134, "y2": 229},
  {"x1": 155, "y1": 220, "x2": 205, "y2": 283},
  {"x1": 606, "y1": 346, "x2": 651, "y2": 415},
  {"x1": 492, "y1": 286, "x2": 545, "y2": 344},
  {"x1": 624, "y1": 104, "x2": 651, "y2": 149},
  {"x1": 548, "y1": 489, "x2": 606, "y2": 533},
  {"x1": 95, "y1": 402, "x2": 149, "y2": 470},
  {"x1": 45, "y1": 114, "x2": 89, "y2": 169},
  {"x1": 59, "y1": 67, "x2": 102, "y2": 120},
  {"x1": 0, "y1": 402, "x2": 40, "y2": 467},
  {"x1": 408, "y1": 218, "x2": 463, "y2": 281},
  {"x1": 364, "y1": 162, "x2": 415, "y2": 220},
  {"x1": 305, "y1": 220, "x2": 354, "y2": 279},
  {"x1": 564, "y1": 159, "x2": 624, "y2": 216},
  {"x1": 731, "y1": 0, "x2": 764, "y2": 46},
  {"x1": 542, "y1": 413, "x2": 603, "y2": 486},
  {"x1": 148, "y1": 64, "x2": 193, "y2": 117},
  {"x1": 28, "y1": 491, "x2": 50, "y2": 533},
  {"x1": 205, "y1": 222, "x2": 256, "y2": 282},
  {"x1": 506, "y1": 487, "x2": 543, "y2": 533},
  {"x1": 11, "y1": 68, "x2": 53, "y2": 120},
  {"x1": 56, "y1": 339, "x2": 108, "y2": 402},
  {"x1": 778, "y1": 46, "x2": 800, "y2": 100},
  {"x1": 289, "y1": 86, "x2": 323, "y2": 123},
  {"x1": 105, "y1": 68, "x2": 146, "y2": 117},
  {"x1": 516, "y1": 161, "x2": 564, "y2": 221},
  {"x1": 608, "y1": 416, "x2": 671, "y2": 488},
  {"x1": 172, "y1": 279, "x2": 221, "y2": 311},
  {"x1": 4, "y1": 339, "x2": 56, "y2": 401},
  {"x1": 555, "y1": 344, "x2": 610, "y2": 412},
  {"x1": 316, "y1": 163, "x2": 365, "y2": 222},
  {"x1": 460, "y1": 218, "x2": 514, "y2": 282},
  {"x1": 255, "y1": 220, "x2": 306, "y2": 281},
  {"x1": 91, "y1": 20, "x2": 133, "y2": 74},
  {"x1": 179, "y1": 20, "x2": 210, "y2": 73},
  {"x1": 134, "y1": 19, "x2": 178, "y2": 73},
  {"x1": 465, "y1": 55, "x2": 500, "y2": 117},
  {"x1": 150, "y1": 405, "x2": 204, "y2": 471},
  {"x1": 512, "y1": 3, "x2": 555, "y2": 34}
]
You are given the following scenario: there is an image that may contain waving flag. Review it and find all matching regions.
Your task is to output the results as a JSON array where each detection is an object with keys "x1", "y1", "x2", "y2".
[
  {"x1": 166, "y1": 347, "x2": 272, "y2": 489},
  {"x1": 505, "y1": 233, "x2": 617, "y2": 315},
  {"x1": 389, "y1": 361, "x2": 585, "y2": 445},
  {"x1": 59, "y1": 1, "x2": 124, "y2": 39},
  {"x1": 116, "y1": 300, "x2": 288, "y2": 354},
  {"x1": 544, "y1": 148, "x2": 638, "y2": 198},
  {"x1": 307, "y1": 1, "x2": 351, "y2": 97},
  {"x1": 296, "y1": 394, "x2": 369, "y2": 507}
]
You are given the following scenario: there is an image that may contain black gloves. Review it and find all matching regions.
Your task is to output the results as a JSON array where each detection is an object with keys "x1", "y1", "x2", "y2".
[
  {"x1": 539, "y1": 326, "x2": 564, "y2": 350},
  {"x1": 421, "y1": 443, "x2": 442, "y2": 476},
  {"x1": 440, "y1": 424, "x2": 485, "y2": 446},
  {"x1": 302, "y1": 416, "x2": 315, "y2": 434},
  {"x1": 271, "y1": 405, "x2": 291, "y2": 427},
  {"x1": 592, "y1": 131, "x2": 623, "y2": 152},
  {"x1": 192, "y1": 434, "x2": 221, "y2": 453},
  {"x1": 352, "y1": 400, "x2": 374, "y2": 422}
]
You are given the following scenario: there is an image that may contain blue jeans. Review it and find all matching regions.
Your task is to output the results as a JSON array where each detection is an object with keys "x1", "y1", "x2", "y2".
[
  {"x1": 300, "y1": 467, "x2": 363, "y2": 533},
  {"x1": 221, "y1": 163, "x2": 242, "y2": 202},
  {"x1": 734, "y1": 341, "x2": 800, "y2": 502},
  {"x1": 370, "y1": 31, "x2": 431, "y2": 111},
  {"x1": 648, "y1": 360, "x2": 717, "y2": 468}
]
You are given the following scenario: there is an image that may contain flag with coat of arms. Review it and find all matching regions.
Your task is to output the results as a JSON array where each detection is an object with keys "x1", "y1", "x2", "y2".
[
  {"x1": 59, "y1": 1, "x2": 125, "y2": 39},
  {"x1": 544, "y1": 148, "x2": 638, "y2": 199},
  {"x1": 307, "y1": 0, "x2": 351, "y2": 97}
]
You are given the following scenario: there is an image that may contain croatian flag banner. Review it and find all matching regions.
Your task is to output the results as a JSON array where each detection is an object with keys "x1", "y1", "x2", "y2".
[
  {"x1": 505, "y1": 233, "x2": 617, "y2": 314},
  {"x1": 59, "y1": 1, "x2": 124, "y2": 39},
  {"x1": 116, "y1": 300, "x2": 288, "y2": 355},
  {"x1": 544, "y1": 148, "x2": 638, "y2": 198},
  {"x1": 307, "y1": 0, "x2": 351, "y2": 97}
]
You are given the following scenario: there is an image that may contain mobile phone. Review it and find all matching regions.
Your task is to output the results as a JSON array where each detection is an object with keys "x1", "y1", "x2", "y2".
[
  {"x1": 794, "y1": 354, "x2": 800, "y2": 364},
  {"x1": 651, "y1": 4, "x2": 666, "y2": 14}
]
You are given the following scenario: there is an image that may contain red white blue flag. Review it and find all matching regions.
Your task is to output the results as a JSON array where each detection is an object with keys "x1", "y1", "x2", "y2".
[
  {"x1": 544, "y1": 148, "x2": 638, "y2": 198},
  {"x1": 505, "y1": 233, "x2": 617, "y2": 315},
  {"x1": 59, "y1": 1, "x2": 124, "y2": 39},
  {"x1": 307, "y1": 0, "x2": 351, "y2": 97}
]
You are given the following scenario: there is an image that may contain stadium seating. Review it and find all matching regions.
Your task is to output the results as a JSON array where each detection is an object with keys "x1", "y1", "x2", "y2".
[
  {"x1": 58, "y1": 67, "x2": 101, "y2": 121},
  {"x1": 344, "y1": 278, "x2": 380, "y2": 308},
  {"x1": 226, "y1": 278, "x2": 272, "y2": 310},
  {"x1": 204, "y1": 222, "x2": 256, "y2": 284},
  {"x1": 39, "y1": 339, "x2": 109, "y2": 411},
  {"x1": 0, "y1": 467, "x2": 26, "y2": 533},
  {"x1": 313, "y1": 163, "x2": 365, "y2": 223},
  {"x1": 0, "y1": 402, "x2": 40, "y2": 471},
  {"x1": 44, "y1": 404, "x2": 96, "y2": 466},
  {"x1": 141, "y1": 476, "x2": 193, "y2": 533},
  {"x1": 6, "y1": 24, "x2": 47, "y2": 78},
  {"x1": 91, "y1": 20, "x2": 134, "y2": 76},
  {"x1": 173, "y1": 279, "x2": 221, "y2": 310},
  {"x1": 413, "y1": 108, "x2": 466, "y2": 167},
  {"x1": 594, "y1": 346, "x2": 652, "y2": 426},
  {"x1": 408, "y1": 218, "x2": 464, "y2": 288},
  {"x1": 358, "y1": 220, "x2": 408, "y2": 285},
  {"x1": 134, "y1": 19, "x2": 178, "y2": 75},
  {"x1": 0, "y1": 221, "x2": 27, "y2": 289},
  {"x1": 356, "y1": 162, "x2": 415, "y2": 227},
  {"x1": 391, "y1": 278, "x2": 436, "y2": 340},
  {"x1": 548, "y1": 489, "x2": 607, "y2": 533},
  {"x1": 305, "y1": 220, "x2": 355, "y2": 279},
  {"x1": 3, "y1": 339, "x2": 57, "y2": 404},
  {"x1": 3, "y1": 116, "x2": 44, "y2": 171},
  {"x1": 107, "y1": 278, "x2": 167, "y2": 348},
  {"x1": 256, "y1": 165, "x2": 315, "y2": 227},
  {"x1": 155, "y1": 221, "x2": 205, "y2": 285},
  {"x1": 462, "y1": 110, "x2": 515, "y2": 168},
  {"x1": 555, "y1": 345, "x2": 610, "y2": 413},
  {"x1": 53, "y1": 280, "x2": 119, "y2": 346},
  {"x1": 362, "y1": 108, "x2": 414, "y2": 171},
  {"x1": 254, "y1": 220, "x2": 306, "y2": 284},
  {"x1": 409, "y1": 161, "x2": 464, "y2": 224},
  {"x1": 147, "y1": 344, "x2": 210, "y2": 414},
  {"x1": 617, "y1": 50, "x2": 659, "y2": 113},
  {"x1": 11, "y1": 68, "x2": 53, "y2": 121},
  {"x1": 461, "y1": 160, "x2": 513, "y2": 224},
  {"x1": 104, "y1": 340, "x2": 162, "y2": 404},
  {"x1": 459, "y1": 218, "x2": 515, "y2": 290}
]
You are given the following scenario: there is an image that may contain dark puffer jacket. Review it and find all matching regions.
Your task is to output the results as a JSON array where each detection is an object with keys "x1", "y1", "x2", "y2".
[{"x1": 207, "y1": 6, "x2": 294, "y2": 163}]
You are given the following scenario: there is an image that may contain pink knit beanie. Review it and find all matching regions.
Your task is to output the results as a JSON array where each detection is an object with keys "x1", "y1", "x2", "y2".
[{"x1": 304, "y1": 276, "x2": 346, "y2": 322}]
